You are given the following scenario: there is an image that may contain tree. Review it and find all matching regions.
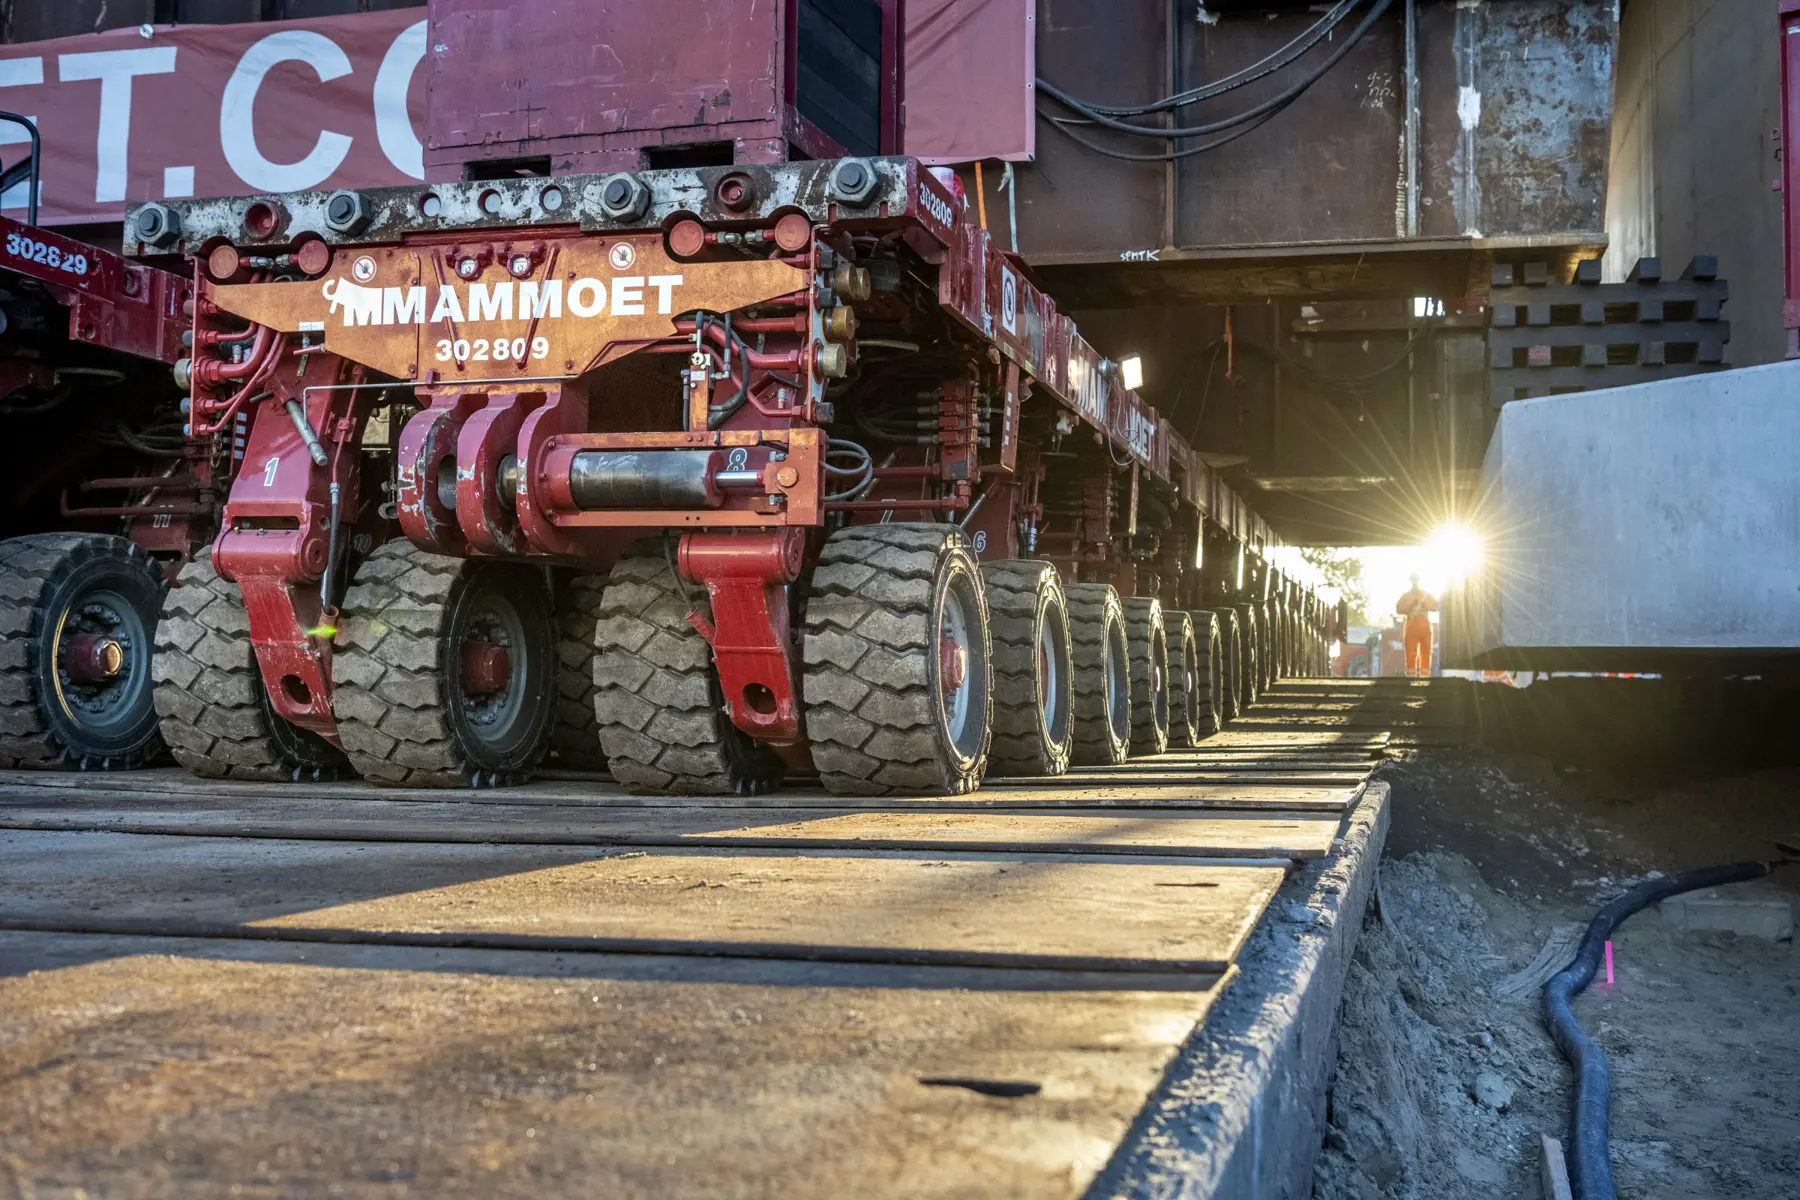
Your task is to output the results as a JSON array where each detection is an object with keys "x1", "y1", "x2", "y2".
[{"x1": 1300, "y1": 547, "x2": 1370, "y2": 627}]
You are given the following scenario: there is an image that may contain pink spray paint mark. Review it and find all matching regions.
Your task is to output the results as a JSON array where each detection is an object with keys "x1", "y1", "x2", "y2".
[{"x1": 1604, "y1": 939, "x2": 1614, "y2": 987}]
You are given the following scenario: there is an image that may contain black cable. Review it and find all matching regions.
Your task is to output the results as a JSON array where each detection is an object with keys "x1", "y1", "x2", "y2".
[
  {"x1": 1071, "y1": 0, "x2": 1359, "y2": 117},
  {"x1": 1546, "y1": 859, "x2": 1785, "y2": 1200},
  {"x1": 1036, "y1": 0, "x2": 1394, "y2": 142},
  {"x1": 104, "y1": 420, "x2": 187, "y2": 457},
  {"x1": 0, "y1": 385, "x2": 69, "y2": 416},
  {"x1": 1042, "y1": 104, "x2": 1289, "y2": 163},
  {"x1": 708, "y1": 313, "x2": 751, "y2": 425},
  {"x1": 823, "y1": 438, "x2": 874, "y2": 501},
  {"x1": 685, "y1": 311, "x2": 751, "y2": 430}
]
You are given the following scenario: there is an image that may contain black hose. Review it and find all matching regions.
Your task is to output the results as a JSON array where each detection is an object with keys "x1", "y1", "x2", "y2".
[
  {"x1": 1545, "y1": 859, "x2": 1776, "y2": 1200},
  {"x1": 1042, "y1": 104, "x2": 1289, "y2": 164},
  {"x1": 707, "y1": 313, "x2": 752, "y2": 429},
  {"x1": 1035, "y1": 0, "x2": 1394, "y2": 142},
  {"x1": 0, "y1": 385, "x2": 69, "y2": 416},
  {"x1": 1070, "y1": 0, "x2": 1360, "y2": 117}
]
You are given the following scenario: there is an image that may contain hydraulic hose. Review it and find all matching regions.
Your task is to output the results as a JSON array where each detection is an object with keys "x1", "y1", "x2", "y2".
[
  {"x1": 1072, "y1": 0, "x2": 1360, "y2": 117},
  {"x1": 1546, "y1": 859, "x2": 1778, "y2": 1200},
  {"x1": 1036, "y1": 0, "x2": 1395, "y2": 142}
]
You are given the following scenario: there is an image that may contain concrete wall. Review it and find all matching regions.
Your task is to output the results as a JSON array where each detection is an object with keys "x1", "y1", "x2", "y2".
[
  {"x1": 1456, "y1": 361, "x2": 1800, "y2": 667},
  {"x1": 1605, "y1": 0, "x2": 1784, "y2": 366}
]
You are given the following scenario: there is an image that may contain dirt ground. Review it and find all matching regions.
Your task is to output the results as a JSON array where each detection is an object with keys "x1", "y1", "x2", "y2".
[{"x1": 1313, "y1": 742, "x2": 1800, "y2": 1199}]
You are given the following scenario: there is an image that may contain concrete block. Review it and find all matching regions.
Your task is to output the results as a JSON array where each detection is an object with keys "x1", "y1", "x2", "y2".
[
  {"x1": 1451, "y1": 361, "x2": 1800, "y2": 667},
  {"x1": 1659, "y1": 888, "x2": 1793, "y2": 940}
]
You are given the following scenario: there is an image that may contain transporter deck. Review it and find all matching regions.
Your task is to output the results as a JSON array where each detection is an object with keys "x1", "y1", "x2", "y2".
[{"x1": 0, "y1": 681, "x2": 1421, "y2": 1198}]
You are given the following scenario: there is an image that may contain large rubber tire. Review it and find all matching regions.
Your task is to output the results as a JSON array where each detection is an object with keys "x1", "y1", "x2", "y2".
[
  {"x1": 1270, "y1": 601, "x2": 1285, "y2": 679},
  {"x1": 980, "y1": 559, "x2": 1072, "y2": 778},
  {"x1": 1234, "y1": 604, "x2": 1261, "y2": 708},
  {"x1": 1199, "y1": 610, "x2": 1226, "y2": 735},
  {"x1": 1065, "y1": 582, "x2": 1130, "y2": 766},
  {"x1": 550, "y1": 572, "x2": 608, "y2": 770},
  {"x1": 1279, "y1": 602, "x2": 1295, "y2": 678},
  {"x1": 0, "y1": 533, "x2": 167, "y2": 770},
  {"x1": 1208, "y1": 607, "x2": 1243, "y2": 725},
  {"x1": 1165, "y1": 609, "x2": 1199, "y2": 750},
  {"x1": 334, "y1": 541, "x2": 557, "y2": 787},
  {"x1": 1168, "y1": 609, "x2": 1222, "y2": 747},
  {"x1": 594, "y1": 552, "x2": 783, "y2": 796},
  {"x1": 1259, "y1": 600, "x2": 1277, "y2": 691},
  {"x1": 1120, "y1": 596, "x2": 1170, "y2": 756},
  {"x1": 804, "y1": 524, "x2": 992, "y2": 795},
  {"x1": 154, "y1": 551, "x2": 347, "y2": 781}
]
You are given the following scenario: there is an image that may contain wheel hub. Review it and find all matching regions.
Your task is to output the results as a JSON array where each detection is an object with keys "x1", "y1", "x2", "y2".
[
  {"x1": 939, "y1": 635, "x2": 968, "y2": 692},
  {"x1": 62, "y1": 633, "x2": 125, "y2": 683},
  {"x1": 53, "y1": 594, "x2": 144, "y2": 723},
  {"x1": 937, "y1": 585, "x2": 977, "y2": 747},
  {"x1": 461, "y1": 639, "x2": 513, "y2": 696}
]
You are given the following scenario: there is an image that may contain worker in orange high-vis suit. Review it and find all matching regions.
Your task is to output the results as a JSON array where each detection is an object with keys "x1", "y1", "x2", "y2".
[{"x1": 1395, "y1": 574, "x2": 1438, "y2": 677}]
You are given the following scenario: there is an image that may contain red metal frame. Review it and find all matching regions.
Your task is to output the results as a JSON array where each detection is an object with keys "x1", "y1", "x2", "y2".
[
  {"x1": 0, "y1": 213, "x2": 188, "y2": 365},
  {"x1": 0, "y1": 207, "x2": 202, "y2": 562},
  {"x1": 680, "y1": 528, "x2": 808, "y2": 750},
  {"x1": 212, "y1": 348, "x2": 367, "y2": 739},
  {"x1": 160, "y1": 151, "x2": 1324, "y2": 755}
]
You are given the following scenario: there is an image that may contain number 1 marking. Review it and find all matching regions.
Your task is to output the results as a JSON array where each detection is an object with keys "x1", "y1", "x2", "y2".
[{"x1": 263, "y1": 456, "x2": 280, "y2": 487}]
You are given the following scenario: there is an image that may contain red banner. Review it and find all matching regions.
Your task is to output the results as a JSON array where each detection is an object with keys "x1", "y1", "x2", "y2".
[
  {"x1": 0, "y1": 4, "x2": 1033, "y2": 228},
  {"x1": 0, "y1": 10, "x2": 427, "y2": 227}
]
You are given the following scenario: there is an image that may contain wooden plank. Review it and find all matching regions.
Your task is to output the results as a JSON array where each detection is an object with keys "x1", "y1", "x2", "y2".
[
  {"x1": 0, "y1": 803, "x2": 1342, "y2": 860},
  {"x1": 0, "y1": 831, "x2": 1286, "y2": 972},
  {"x1": 1222, "y1": 719, "x2": 1413, "y2": 734},
  {"x1": 1022, "y1": 766, "x2": 1368, "y2": 784},
  {"x1": 1066, "y1": 759, "x2": 1375, "y2": 774},
  {"x1": 1041, "y1": 771, "x2": 1366, "y2": 789},
  {"x1": 1541, "y1": 1136, "x2": 1574, "y2": 1200},
  {"x1": 1488, "y1": 320, "x2": 1728, "y2": 353},
  {"x1": 934, "y1": 784, "x2": 1355, "y2": 810},
  {"x1": 1066, "y1": 758, "x2": 1370, "y2": 777},
  {"x1": 0, "y1": 778, "x2": 1358, "y2": 813},
  {"x1": 1164, "y1": 749, "x2": 1384, "y2": 761},
  {"x1": 1200, "y1": 731, "x2": 1389, "y2": 744},
  {"x1": 1032, "y1": 760, "x2": 1372, "y2": 776},
  {"x1": 0, "y1": 931, "x2": 1225, "y2": 1199},
  {"x1": 1095, "y1": 750, "x2": 1376, "y2": 764}
]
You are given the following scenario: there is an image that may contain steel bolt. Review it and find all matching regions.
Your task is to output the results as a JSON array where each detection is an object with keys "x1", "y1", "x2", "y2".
[
  {"x1": 827, "y1": 158, "x2": 880, "y2": 206},
  {"x1": 323, "y1": 189, "x2": 371, "y2": 235},
  {"x1": 597, "y1": 173, "x2": 651, "y2": 222},
  {"x1": 133, "y1": 202, "x2": 181, "y2": 249}
]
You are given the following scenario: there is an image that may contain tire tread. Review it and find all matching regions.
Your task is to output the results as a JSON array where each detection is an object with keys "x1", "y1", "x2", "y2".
[
  {"x1": 1, "y1": 533, "x2": 167, "y2": 770},
  {"x1": 803, "y1": 524, "x2": 990, "y2": 795}
]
